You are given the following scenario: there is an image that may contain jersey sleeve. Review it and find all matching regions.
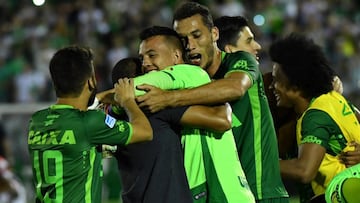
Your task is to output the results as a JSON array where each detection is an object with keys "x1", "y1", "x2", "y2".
[
  {"x1": 133, "y1": 70, "x2": 178, "y2": 96},
  {"x1": 152, "y1": 106, "x2": 189, "y2": 126},
  {"x1": 300, "y1": 109, "x2": 336, "y2": 149},
  {"x1": 150, "y1": 106, "x2": 189, "y2": 135},
  {"x1": 133, "y1": 64, "x2": 211, "y2": 96},
  {"x1": 222, "y1": 51, "x2": 260, "y2": 84},
  {"x1": 85, "y1": 110, "x2": 133, "y2": 145}
]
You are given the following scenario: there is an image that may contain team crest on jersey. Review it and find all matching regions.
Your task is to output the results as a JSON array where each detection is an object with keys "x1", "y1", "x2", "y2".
[
  {"x1": 105, "y1": 114, "x2": 116, "y2": 128},
  {"x1": 234, "y1": 60, "x2": 249, "y2": 70}
]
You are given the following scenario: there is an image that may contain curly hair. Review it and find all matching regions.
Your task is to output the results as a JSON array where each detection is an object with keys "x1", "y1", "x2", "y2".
[{"x1": 269, "y1": 33, "x2": 335, "y2": 99}]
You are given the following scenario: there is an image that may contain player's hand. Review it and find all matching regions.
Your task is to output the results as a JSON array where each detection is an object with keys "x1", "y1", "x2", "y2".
[
  {"x1": 96, "y1": 88, "x2": 116, "y2": 105},
  {"x1": 114, "y1": 78, "x2": 135, "y2": 107},
  {"x1": 340, "y1": 141, "x2": 360, "y2": 167},
  {"x1": 136, "y1": 84, "x2": 169, "y2": 113}
]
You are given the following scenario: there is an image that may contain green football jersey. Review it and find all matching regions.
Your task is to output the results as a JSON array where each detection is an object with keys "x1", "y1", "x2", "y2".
[
  {"x1": 133, "y1": 64, "x2": 210, "y2": 96},
  {"x1": 214, "y1": 51, "x2": 289, "y2": 201},
  {"x1": 297, "y1": 109, "x2": 347, "y2": 202},
  {"x1": 28, "y1": 104, "x2": 132, "y2": 203},
  {"x1": 301, "y1": 109, "x2": 347, "y2": 155},
  {"x1": 182, "y1": 128, "x2": 255, "y2": 203},
  {"x1": 134, "y1": 63, "x2": 255, "y2": 202}
]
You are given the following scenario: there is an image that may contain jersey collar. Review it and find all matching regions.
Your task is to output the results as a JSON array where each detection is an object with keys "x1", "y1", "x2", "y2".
[{"x1": 50, "y1": 104, "x2": 75, "y2": 109}]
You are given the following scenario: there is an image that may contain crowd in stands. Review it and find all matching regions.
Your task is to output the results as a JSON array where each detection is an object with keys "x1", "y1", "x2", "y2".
[{"x1": 0, "y1": 0, "x2": 359, "y2": 106}]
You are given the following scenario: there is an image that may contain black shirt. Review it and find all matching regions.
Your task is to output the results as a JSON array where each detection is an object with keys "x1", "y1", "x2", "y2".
[{"x1": 112, "y1": 106, "x2": 193, "y2": 203}]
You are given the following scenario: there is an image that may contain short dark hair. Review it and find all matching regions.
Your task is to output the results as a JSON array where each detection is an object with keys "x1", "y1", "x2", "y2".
[
  {"x1": 173, "y1": 2, "x2": 214, "y2": 31},
  {"x1": 111, "y1": 57, "x2": 142, "y2": 84},
  {"x1": 49, "y1": 46, "x2": 94, "y2": 97},
  {"x1": 214, "y1": 16, "x2": 249, "y2": 51},
  {"x1": 269, "y1": 33, "x2": 335, "y2": 99},
  {"x1": 139, "y1": 25, "x2": 188, "y2": 62},
  {"x1": 140, "y1": 25, "x2": 180, "y2": 42}
]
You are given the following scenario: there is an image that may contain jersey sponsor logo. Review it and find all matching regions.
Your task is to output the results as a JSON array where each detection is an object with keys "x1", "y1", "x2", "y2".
[
  {"x1": 301, "y1": 135, "x2": 322, "y2": 145},
  {"x1": 116, "y1": 122, "x2": 127, "y2": 132},
  {"x1": 105, "y1": 114, "x2": 116, "y2": 128},
  {"x1": 194, "y1": 191, "x2": 206, "y2": 200},
  {"x1": 28, "y1": 130, "x2": 76, "y2": 145}
]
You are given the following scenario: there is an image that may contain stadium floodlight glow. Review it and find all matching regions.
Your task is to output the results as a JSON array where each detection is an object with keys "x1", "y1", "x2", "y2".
[
  {"x1": 253, "y1": 14, "x2": 265, "y2": 26},
  {"x1": 33, "y1": 0, "x2": 45, "y2": 6}
]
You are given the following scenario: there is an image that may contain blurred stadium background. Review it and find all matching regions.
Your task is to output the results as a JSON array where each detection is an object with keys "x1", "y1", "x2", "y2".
[{"x1": 0, "y1": 0, "x2": 359, "y2": 202}]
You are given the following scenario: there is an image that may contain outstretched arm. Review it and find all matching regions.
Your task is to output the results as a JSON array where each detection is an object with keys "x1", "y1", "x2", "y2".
[
  {"x1": 133, "y1": 65, "x2": 211, "y2": 96},
  {"x1": 180, "y1": 103, "x2": 232, "y2": 133},
  {"x1": 137, "y1": 71, "x2": 252, "y2": 113}
]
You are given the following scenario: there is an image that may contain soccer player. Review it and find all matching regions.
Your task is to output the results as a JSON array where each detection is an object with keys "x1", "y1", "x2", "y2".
[
  {"x1": 27, "y1": 46, "x2": 152, "y2": 202},
  {"x1": 214, "y1": 15, "x2": 360, "y2": 202},
  {"x1": 138, "y1": 26, "x2": 255, "y2": 203},
  {"x1": 213, "y1": 15, "x2": 297, "y2": 159},
  {"x1": 106, "y1": 56, "x2": 237, "y2": 203},
  {"x1": 269, "y1": 33, "x2": 360, "y2": 201},
  {"x1": 136, "y1": 3, "x2": 289, "y2": 202},
  {"x1": 101, "y1": 26, "x2": 254, "y2": 202}
]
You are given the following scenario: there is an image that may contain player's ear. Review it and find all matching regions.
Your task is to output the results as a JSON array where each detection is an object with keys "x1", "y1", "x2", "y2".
[
  {"x1": 211, "y1": 26, "x2": 219, "y2": 42},
  {"x1": 87, "y1": 74, "x2": 97, "y2": 92},
  {"x1": 87, "y1": 78, "x2": 95, "y2": 92},
  {"x1": 173, "y1": 49, "x2": 182, "y2": 65}
]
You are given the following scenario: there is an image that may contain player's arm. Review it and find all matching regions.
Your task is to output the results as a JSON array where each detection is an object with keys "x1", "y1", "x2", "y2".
[
  {"x1": 95, "y1": 88, "x2": 116, "y2": 105},
  {"x1": 180, "y1": 103, "x2": 232, "y2": 133},
  {"x1": 114, "y1": 78, "x2": 152, "y2": 143},
  {"x1": 90, "y1": 70, "x2": 176, "y2": 107},
  {"x1": 133, "y1": 65, "x2": 211, "y2": 96},
  {"x1": 279, "y1": 143, "x2": 326, "y2": 183},
  {"x1": 133, "y1": 71, "x2": 176, "y2": 96},
  {"x1": 137, "y1": 72, "x2": 252, "y2": 113}
]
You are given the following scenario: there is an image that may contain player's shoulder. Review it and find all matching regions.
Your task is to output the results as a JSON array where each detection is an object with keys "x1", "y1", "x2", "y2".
[
  {"x1": 225, "y1": 51, "x2": 256, "y2": 62},
  {"x1": 222, "y1": 51, "x2": 258, "y2": 71},
  {"x1": 85, "y1": 108, "x2": 106, "y2": 117},
  {"x1": 302, "y1": 108, "x2": 333, "y2": 127},
  {"x1": 166, "y1": 64, "x2": 203, "y2": 70},
  {"x1": 164, "y1": 64, "x2": 207, "y2": 75}
]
